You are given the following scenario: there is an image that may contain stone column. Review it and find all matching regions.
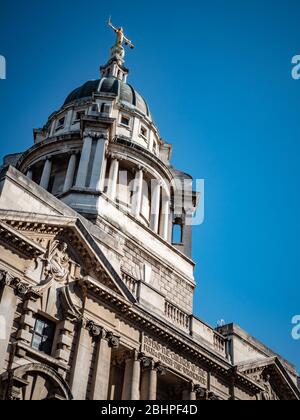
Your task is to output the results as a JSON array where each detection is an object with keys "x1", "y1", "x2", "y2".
[
  {"x1": 26, "y1": 168, "x2": 33, "y2": 180},
  {"x1": 90, "y1": 328, "x2": 120, "y2": 401},
  {"x1": 161, "y1": 194, "x2": 170, "y2": 241},
  {"x1": 107, "y1": 158, "x2": 119, "y2": 201},
  {"x1": 182, "y1": 383, "x2": 198, "y2": 400},
  {"x1": 150, "y1": 180, "x2": 161, "y2": 233},
  {"x1": 75, "y1": 134, "x2": 93, "y2": 188},
  {"x1": 39, "y1": 158, "x2": 52, "y2": 190},
  {"x1": 132, "y1": 168, "x2": 144, "y2": 218},
  {"x1": 122, "y1": 352, "x2": 141, "y2": 400},
  {"x1": 50, "y1": 120, "x2": 56, "y2": 137},
  {"x1": 99, "y1": 157, "x2": 108, "y2": 192},
  {"x1": 70, "y1": 321, "x2": 92, "y2": 400},
  {"x1": 141, "y1": 360, "x2": 158, "y2": 400},
  {"x1": 63, "y1": 153, "x2": 77, "y2": 193},
  {"x1": 89, "y1": 136, "x2": 107, "y2": 191},
  {"x1": 190, "y1": 389, "x2": 197, "y2": 400},
  {"x1": 64, "y1": 109, "x2": 73, "y2": 130},
  {"x1": 0, "y1": 273, "x2": 18, "y2": 373}
]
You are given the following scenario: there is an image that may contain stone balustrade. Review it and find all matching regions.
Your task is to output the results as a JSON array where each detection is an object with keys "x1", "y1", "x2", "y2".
[
  {"x1": 191, "y1": 316, "x2": 227, "y2": 358},
  {"x1": 165, "y1": 300, "x2": 190, "y2": 331},
  {"x1": 121, "y1": 271, "x2": 138, "y2": 296}
]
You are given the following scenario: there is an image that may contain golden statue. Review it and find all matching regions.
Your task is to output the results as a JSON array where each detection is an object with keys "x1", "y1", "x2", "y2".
[{"x1": 108, "y1": 17, "x2": 135, "y2": 50}]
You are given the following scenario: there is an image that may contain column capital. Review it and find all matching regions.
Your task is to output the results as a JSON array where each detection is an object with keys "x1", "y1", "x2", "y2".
[
  {"x1": 124, "y1": 349, "x2": 141, "y2": 363},
  {"x1": 193, "y1": 384, "x2": 209, "y2": 399},
  {"x1": 86, "y1": 321, "x2": 120, "y2": 348},
  {"x1": 106, "y1": 332, "x2": 120, "y2": 349},
  {"x1": 83, "y1": 130, "x2": 108, "y2": 140},
  {"x1": 139, "y1": 353, "x2": 154, "y2": 369},
  {"x1": 87, "y1": 320, "x2": 107, "y2": 339},
  {"x1": 109, "y1": 153, "x2": 122, "y2": 162},
  {"x1": 136, "y1": 165, "x2": 146, "y2": 174},
  {"x1": 153, "y1": 179, "x2": 163, "y2": 187},
  {"x1": 70, "y1": 150, "x2": 79, "y2": 156},
  {"x1": 0, "y1": 270, "x2": 31, "y2": 297},
  {"x1": 154, "y1": 362, "x2": 167, "y2": 376},
  {"x1": 83, "y1": 130, "x2": 93, "y2": 139},
  {"x1": 0, "y1": 269, "x2": 13, "y2": 288}
]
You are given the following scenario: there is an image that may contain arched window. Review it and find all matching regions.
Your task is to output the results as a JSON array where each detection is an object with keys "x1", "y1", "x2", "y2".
[{"x1": 172, "y1": 218, "x2": 183, "y2": 244}]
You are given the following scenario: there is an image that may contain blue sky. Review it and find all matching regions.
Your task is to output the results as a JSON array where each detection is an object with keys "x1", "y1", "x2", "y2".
[{"x1": 0, "y1": 0, "x2": 299, "y2": 371}]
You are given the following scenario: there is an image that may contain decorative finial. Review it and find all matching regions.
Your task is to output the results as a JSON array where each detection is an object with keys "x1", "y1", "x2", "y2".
[{"x1": 108, "y1": 17, "x2": 135, "y2": 50}]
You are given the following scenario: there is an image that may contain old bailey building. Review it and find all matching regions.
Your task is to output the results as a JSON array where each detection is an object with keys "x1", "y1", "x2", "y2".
[{"x1": 0, "y1": 22, "x2": 299, "y2": 401}]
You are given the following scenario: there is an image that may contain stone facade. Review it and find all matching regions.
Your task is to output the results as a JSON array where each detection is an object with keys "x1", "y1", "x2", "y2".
[{"x1": 0, "y1": 31, "x2": 299, "y2": 400}]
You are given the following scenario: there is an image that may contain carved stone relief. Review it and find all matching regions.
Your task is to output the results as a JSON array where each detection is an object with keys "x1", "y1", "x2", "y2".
[{"x1": 44, "y1": 240, "x2": 70, "y2": 283}]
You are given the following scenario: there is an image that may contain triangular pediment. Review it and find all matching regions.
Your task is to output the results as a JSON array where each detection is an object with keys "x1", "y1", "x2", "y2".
[
  {"x1": 237, "y1": 357, "x2": 300, "y2": 400},
  {"x1": 0, "y1": 211, "x2": 136, "y2": 304}
]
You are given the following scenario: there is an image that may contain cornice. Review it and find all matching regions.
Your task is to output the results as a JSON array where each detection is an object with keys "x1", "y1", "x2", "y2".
[
  {"x1": 110, "y1": 137, "x2": 174, "y2": 182},
  {"x1": 0, "y1": 221, "x2": 46, "y2": 258},
  {"x1": 80, "y1": 276, "x2": 262, "y2": 394},
  {"x1": 16, "y1": 136, "x2": 82, "y2": 172}
]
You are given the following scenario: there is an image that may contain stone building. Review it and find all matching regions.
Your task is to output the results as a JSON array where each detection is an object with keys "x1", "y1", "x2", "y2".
[{"x1": 0, "y1": 26, "x2": 299, "y2": 401}]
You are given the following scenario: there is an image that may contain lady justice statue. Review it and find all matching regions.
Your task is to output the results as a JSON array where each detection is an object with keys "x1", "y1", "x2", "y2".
[
  {"x1": 107, "y1": 18, "x2": 135, "y2": 64},
  {"x1": 108, "y1": 17, "x2": 135, "y2": 50}
]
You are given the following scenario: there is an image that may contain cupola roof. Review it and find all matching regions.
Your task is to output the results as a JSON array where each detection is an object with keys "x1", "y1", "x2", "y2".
[{"x1": 63, "y1": 77, "x2": 152, "y2": 120}]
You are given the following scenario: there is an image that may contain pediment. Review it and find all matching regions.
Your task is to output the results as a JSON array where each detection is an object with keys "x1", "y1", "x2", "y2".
[
  {"x1": 0, "y1": 212, "x2": 136, "y2": 304},
  {"x1": 237, "y1": 357, "x2": 300, "y2": 400}
]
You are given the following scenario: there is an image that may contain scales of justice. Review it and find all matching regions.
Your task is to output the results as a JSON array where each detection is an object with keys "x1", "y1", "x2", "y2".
[{"x1": 107, "y1": 17, "x2": 135, "y2": 63}]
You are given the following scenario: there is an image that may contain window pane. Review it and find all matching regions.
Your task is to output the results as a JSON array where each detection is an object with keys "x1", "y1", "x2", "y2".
[
  {"x1": 173, "y1": 224, "x2": 182, "y2": 244},
  {"x1": 32, "y1": 317, "x2": 55, "y2": 356},
  {"x1": 32, "y1": 334, "x2": 42, "y2": 351},
  {"x1": 35, "y1": 319, "x2": 45, "y2": 335},
  {"x1": 121, "y1": 116, "x2": 130, "y2": 126},
  {"x1": 44, "y1": 323, "x2": 55, "y2": 339},
  {"x1": 42, "y1": 339, "x2": 53, "y2": 355}
]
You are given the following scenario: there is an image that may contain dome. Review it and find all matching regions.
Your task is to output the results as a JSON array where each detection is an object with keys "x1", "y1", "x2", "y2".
[{"x1": 63, "y1": 77, "x2": 152, "y2": 120}]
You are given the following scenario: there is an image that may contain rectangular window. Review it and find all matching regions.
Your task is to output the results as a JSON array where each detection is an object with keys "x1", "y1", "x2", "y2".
[
  {"x1": 74, "y1": 111, "x2": 85, "y2": 122},
  {"x1": 140, "y1": 126, "x2": 148, "y2": 139},
  {"x1": 121, "y1": 115, "x2": 130, "y2": 127},
  {"x1": 56, "y1": 117, "x2": 65, "y2": 130},
  {"x1": 32, "y1": 317, "x2": 55, "y2": 356},
  {"x1": 153, "y1": 140, "x2": 159, "y2": 155},
  {"x1": 101, "y1": 103, "x2": 111, "y2": 114}
]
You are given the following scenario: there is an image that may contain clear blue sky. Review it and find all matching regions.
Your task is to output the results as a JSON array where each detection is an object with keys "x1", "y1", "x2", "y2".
[{"x1": 1, "y1": 0, "x2": 299, "y2": 371}]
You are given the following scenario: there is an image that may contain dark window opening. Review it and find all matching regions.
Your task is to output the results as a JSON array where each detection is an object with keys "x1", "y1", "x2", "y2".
[
  {"x1": 56, "y1": 117, "x2": 65, "y2": 130},
  {"x1": 74, "y1": 111, "x2": 85, "y2": 122},
  {"x1": 48, "y1": 174, "x2": 55, "y2": 193},
  {"x1": 101, "y1": 103, "x2": 111, "y2": 114},
  {"x1": 31, "y1": 317, "x2": 55, "y2": 356},
  {"x1": 121, "y1": 115, "x2": 130, "y2": 127},
  {"x1": 141, "y1": 126, "x2": 148, "y2": 138},
  {"x1": 172, "y1": 220, "x2": 183, "y2": 244},
  {"x1": 31, "y1": 164, "x2": 44, "y2": 185},
  {"x1": 153, "y1": 141, "x2": 159, "y2": 155}
]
